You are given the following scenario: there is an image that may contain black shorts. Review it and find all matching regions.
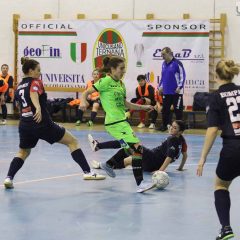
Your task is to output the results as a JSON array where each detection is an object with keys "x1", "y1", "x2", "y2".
[
  {"x1": 19, "y1": 121, "x2": 65, "y2": 149},
  {"x1": 142, "y1": 147, "x2": 165, "y2": 172},
  {"x1": 216, "y1": 139, "x2": 240, "y2": 181},
  {"x1": 87, "y1": 99, "x2": 101, "y2": 107}
]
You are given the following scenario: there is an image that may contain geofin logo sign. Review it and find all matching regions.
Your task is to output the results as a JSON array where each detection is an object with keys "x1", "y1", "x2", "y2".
[
  {"x1": 70, "y1": 42, "x2": 87, "y2": 63},
  {"x1": 92, "y1": 28, "x2": 128, "y2": 68}
]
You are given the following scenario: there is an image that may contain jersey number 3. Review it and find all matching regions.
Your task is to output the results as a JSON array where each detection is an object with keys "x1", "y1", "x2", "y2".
[
  {"x1": 226, "y1": 96, "x2": 240, "y2": 122},
  {"x1": 19, "y1": 89, "x2": 28, "y2": 107}
]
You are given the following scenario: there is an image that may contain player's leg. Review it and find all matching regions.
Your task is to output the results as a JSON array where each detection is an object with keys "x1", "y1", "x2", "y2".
[
  {"x1": 87, "y1": 101, "x2": 100, "y2": 126},
  {"x1": 215, "y1": 176, "x2": 234, "y2": 240},
  {"x1": 4, "y1": 148, "x2": 31, "y2": 189},
  {"x1": 58, "y1": 130, "x2": 105, "y2": 180}
]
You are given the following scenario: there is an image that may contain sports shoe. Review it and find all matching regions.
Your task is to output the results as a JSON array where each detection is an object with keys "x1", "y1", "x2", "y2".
[
  {"x1": 4, "y1": 177, "x2": 14, "y2": 189},
  {"x1": 100, "y1": 162, "x2": 116, "y2": 178},
  {"x1": 156, "y1": 125, "x2": 168, "y2": 131},
  {"x1": 86, "y1": 120, "x2": 93, "y2": 127},
  {"x1": 91, "y1": 160, "x2": 101, "y2": 169},
  {"x1": 137, "y1": 122, "x2": 145, "y2": 128},
  {"x1": 88, "y1": 134, "x2": 99, "y2": 152},
  {"x1": 0, "y1": 119, "x2": 7, "y2": 125},
  {"x1": 149, "y1": 123, "x2": 156, "y2": 129},
  {"x1": 75, "y1": 120, "x2": 81, "y2": 126},
  {"x1": 216, "y1": 226, "x2": 234, "y2": 240},
  {"x1": 137, "y1": 180, "x2": 155, "y2": 193},
  {"x1": 83, "y1": 171, "x2": 106, "y2": 180}
]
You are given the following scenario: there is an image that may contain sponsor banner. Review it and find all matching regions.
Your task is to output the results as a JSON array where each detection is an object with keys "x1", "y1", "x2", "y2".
[{"x1": 18, "y1": 20, "x2": 209, "y2": 105}]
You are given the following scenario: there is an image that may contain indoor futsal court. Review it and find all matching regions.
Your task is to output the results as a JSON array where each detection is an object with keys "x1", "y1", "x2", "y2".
[{"x1": 0, "y1": 124, "x2": 239, "y2": 240}]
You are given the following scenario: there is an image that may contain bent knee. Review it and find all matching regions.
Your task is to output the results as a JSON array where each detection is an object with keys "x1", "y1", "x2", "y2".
[
  {"x1": 68, "y1": 136, "x2": 79, "y2": 150},
  {"x1": 17, "y1": 149, "x2": 31, "y2": 160}
]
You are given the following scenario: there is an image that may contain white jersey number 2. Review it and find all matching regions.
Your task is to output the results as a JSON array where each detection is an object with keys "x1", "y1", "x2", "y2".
[{"x1": 226, "y1": 96, "x2": 240, "y2": 122}]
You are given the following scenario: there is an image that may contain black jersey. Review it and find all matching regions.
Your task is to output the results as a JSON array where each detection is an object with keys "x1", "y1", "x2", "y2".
[
  {"x1": 15, "y1": 77, "x2": 51, "y2": 125},
  {"x1": 143, "y1": 135, "x2": 187, "y2": 165},
  {"x1": 207, "y1": 83, "x2": 240, "y2": 138}
]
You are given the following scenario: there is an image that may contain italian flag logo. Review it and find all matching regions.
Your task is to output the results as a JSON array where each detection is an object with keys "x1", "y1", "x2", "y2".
[{"x1": 70, "y1": 42, "x2": 87, "y2": 63}]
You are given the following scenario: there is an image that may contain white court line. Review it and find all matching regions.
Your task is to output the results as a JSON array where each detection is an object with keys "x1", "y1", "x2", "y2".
[
  {"x1": 0, "y1": 173, "x2": 82, "y2": 188},
  {"x1": 170, "y1": 162, "x2": 217, "y2": 167},
  {"x1": 0, "y1": 163, "x2": 218, "y2": 188}
]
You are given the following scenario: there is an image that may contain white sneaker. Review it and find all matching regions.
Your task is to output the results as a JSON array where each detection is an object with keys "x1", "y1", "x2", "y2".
[
  {"x1": 91, "y1": 160, "x2": 101, "y2": 169},
  {"x1": 83, "y1": 170, "x2": 106, "y2": 180},
  {"x1": 149, "y1": 123, "x2": 156, "y2": 129},
  {"x1": 4, "y1": 177, "x2": 14, "y2": 189},
  {"x1": 137, "y1": 122, "x2": 145, "y2": 128},
  {"x1": 137, "y1": 180, "x2": 155, "y2": 193},
  {"x1": 88, "y1": 134, "x2": 99, "y2": 152},
  {"x1": 0, "y1": 119, "x2": 7, "y2": 125}
]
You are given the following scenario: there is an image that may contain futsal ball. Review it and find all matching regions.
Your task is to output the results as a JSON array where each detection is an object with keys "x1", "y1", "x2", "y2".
[{"x1": 152, "y1": 171, "x2": 169, "y2": 189}]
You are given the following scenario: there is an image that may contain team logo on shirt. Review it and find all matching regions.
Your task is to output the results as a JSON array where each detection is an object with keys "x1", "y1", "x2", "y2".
[
  {"x1": 92, "y1": 28, "x2": 128, "y2": 69},
  {"x1": 70, "y1": 42, "x2": 87, "y2": 63}
]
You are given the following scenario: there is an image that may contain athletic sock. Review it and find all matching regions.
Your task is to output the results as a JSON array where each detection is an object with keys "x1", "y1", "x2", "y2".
[
  {"x1": 2, "y1": 104, "x2": 7, "y2": 119},
  {"x1": 106, "y1": 149, "x2": 127, "y2": 169},
  {"x1": 77, "y1": 109, "x2": 84, "y2": 121},
  {"x1": 214, "y1": 189, "x2": 231, "y2": 227},
  {"x1": 7, "y1": 157, "x2": 24, "y2": 179},
  {"x1": 132, "y1": 155, "x2": 143, "y2": 186},
  {"x1": 97, "y1": 140, "x2": 121, "y2": 149},
  {"x1": 90, "y1": 111, "x2": 97, "y2": 122},
  {"x1": 71, "y1": 149, "x2": 91, "y2": 173}
]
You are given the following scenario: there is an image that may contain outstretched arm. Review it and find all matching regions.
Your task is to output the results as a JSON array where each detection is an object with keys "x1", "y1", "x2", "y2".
[
  {"x1": 177, "y1": 152, "x2": 187, "y2": 171},
  {"x1": 80, "y1": 87, "x2": 96, "y2": 111},
  {"x1": 125, "y1": 100, "x2": 154, "y2": 111},
  {"x1": 197, "y1": 127, "x2": 218, "y2": 176}
]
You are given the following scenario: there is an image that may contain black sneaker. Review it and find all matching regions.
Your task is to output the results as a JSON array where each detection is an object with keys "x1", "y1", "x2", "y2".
[
  {"x1": 216, "y1": 226, "x2": 234, "y2": 240},
  {"x1": 156, "y1": 125, "x2": 168, "y2": 132}
]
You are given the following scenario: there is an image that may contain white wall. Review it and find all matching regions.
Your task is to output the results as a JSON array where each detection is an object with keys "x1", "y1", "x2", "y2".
[{"x1": 0, "y1": 0, "x2": 239, "y2": 84}]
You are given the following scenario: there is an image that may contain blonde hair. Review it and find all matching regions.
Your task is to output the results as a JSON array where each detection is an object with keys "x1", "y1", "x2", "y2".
[{"x1": 216, "y1": 60, "x2": 240, "y2": 81}]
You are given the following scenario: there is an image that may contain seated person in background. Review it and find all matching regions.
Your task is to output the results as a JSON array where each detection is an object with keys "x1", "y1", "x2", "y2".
[
  {"x1": 0, "y1": 78, "x2": 9, "y2": 125},
  {"x1": 89, "y1": 120, "x2": 188, "y2": 173},
  {"x1": 76, "y1": 68, "x2": 101, "y2": 126},
  {"x1": 1, "y1": 64, "x2": 14, "y2": 102},
  {"x1": 0, "y1": 64, "x2": 14, "y2": 125},
  {"x1": 126, "y1": 74, "x2": 158, "y2": 129}
]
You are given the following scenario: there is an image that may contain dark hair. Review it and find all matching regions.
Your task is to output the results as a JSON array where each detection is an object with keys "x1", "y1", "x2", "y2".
[
  {"x1": 1, "y1": 64, "x2": 9, "y2": 69},
  {"x1": 137, "y1": 74, "x2": 146, "y2": 81},
  {"x1": 21, "y1": 57, "x2": 39, "y2": 74},
  {"x1": 100, "y1": 56, "x2": 125, "y2": 76},
  {"x1": 174, "y1": 120, "x2": 186, "y2": 132},
  {"x1": 216, "y1": 59, "x2": 240, "y2": 82}
]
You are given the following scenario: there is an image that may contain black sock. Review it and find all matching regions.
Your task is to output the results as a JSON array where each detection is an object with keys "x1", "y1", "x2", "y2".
[
  {"x1": 97, "y1": 140, "x2": 121, "y2": 149},
  {"x1": 7, "y1": 157, "x2": 24, "y2": 179},
  {"x1": 77, "y1": 109, "x2": 84, "y2": 121},
  {"x1": 106, "y1": 149, "x2": 127, "y2": 169},
  {"x1": 71, "y1": 149, "x2": 91, "y2": 173},
  {"x1": 132, "y1": 155, "x2": 143, "y2": 186},
  {"x1": 90, "y1": 111, "x2": 97, "y2": 122},
  {"x1": 214, "y1": 189, "x2": 231, "y2": 228},
  {"x1": 1, "y1": 104, "x2": 7, "y2": 119}
]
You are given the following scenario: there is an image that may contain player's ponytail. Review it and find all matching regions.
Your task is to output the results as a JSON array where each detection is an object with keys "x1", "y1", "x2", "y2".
[
  {"x1": 21, "y1": 57, "x2": 39, "y2": 74},
  {"x1": 216, "y1": 59, "x2": 240, "y2": 81}
]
